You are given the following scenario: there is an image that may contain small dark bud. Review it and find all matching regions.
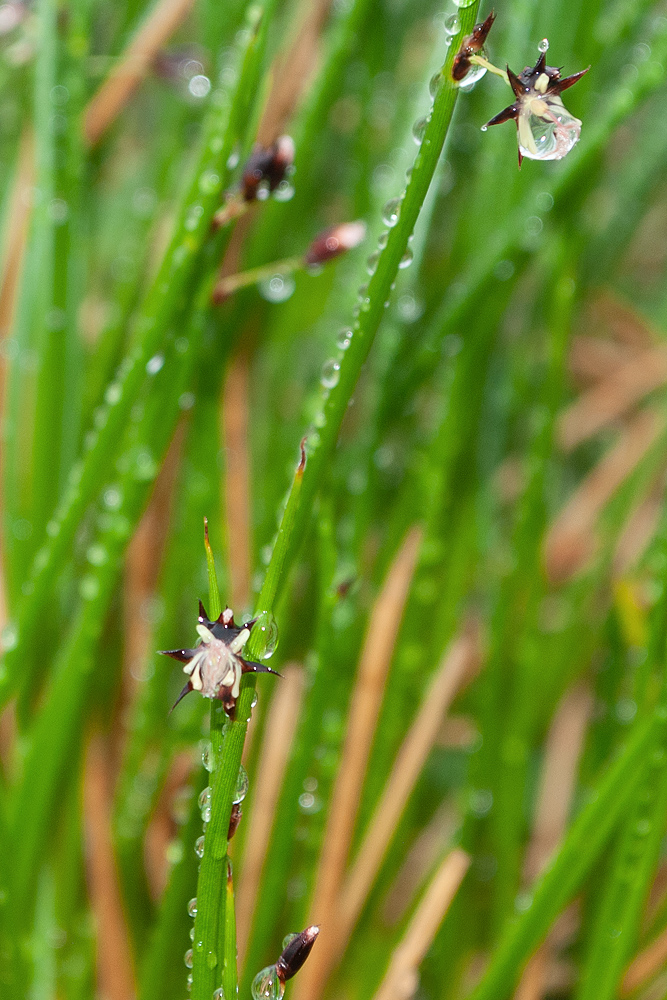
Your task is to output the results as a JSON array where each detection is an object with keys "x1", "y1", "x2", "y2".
[
  {"x1": 452, "y1": 10, "x2": 495, "y2": 81},
  {"x1": 304, "y1": 221, "x2": 366, "y2": 265},
  {"x1": 241, "y1": 135, "x2": 295, "y2": 201},
  {"x1": 228, "y1": 802, "x2": 242, "y2": 840},
  {"x1": 275, "y1": 925, "x2": 320, "y2": 983}
]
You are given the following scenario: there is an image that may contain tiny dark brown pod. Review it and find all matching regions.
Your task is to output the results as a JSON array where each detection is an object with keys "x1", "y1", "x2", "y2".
[
  {"x1": 452, "y1": 10, "x2": 495, "y2": 81},
  {"x1": 241, "y1": 135, "x2": 295, "y2": 201},
  {"x1": 228, "y1": 802, "x2": 242, "y2": 840},
  {"x1": 275, "y1": 925, "x2": 320, "y2": 982},
  {"x1": 304, "y1": 221, "x2": 366, "y2": 265}
]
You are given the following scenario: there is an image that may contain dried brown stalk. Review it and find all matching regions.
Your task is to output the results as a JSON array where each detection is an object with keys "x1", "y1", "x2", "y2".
[
  {"x1": 372, "y1": 849, "x2": 471, "y2": 1000},
  {"x1": 623, "y1": 925, "x2": 667, "y2": 996},
  {"x1": 614, "y1": 483, "x2": 665, "y2": 577},
  {"x1": 222, "y1": 351, "x2": 252, "y2": 611},
  {"x1": 558, "y1": 347, "x2": 667, "y2": 452},
  {"x1": 257, "y1": 0, "x2": 334, "y2": 144},
  {"x1": 382, "y1": 803, "x2": 460, "y2": 925},
  {"x1": 84, "y1": 734, "x2": 137, "y2": 1000},
  {"x1": 144, "y1": 750, "x2": 194, "y2": 900},
  {"x1": 339, "y1": 628, "x2": 482, "y2": 935},
  {"x1": 236, "y1": 665, "x2": 305, "y2": 964},
  {"x1": 590, "y1": 293, "x2": 656, "y2": 351},
  {"x1": 513, "y1": 684, "x2": 592, "y2": 1000},
  {"x1": 294, "y1": 527, "x2": 423, "y2": 1000},
  {"x1": 83, "y1": 0, "x2": 195, "y2": 147},
  {"x1": 568, "y1": 335, "x2": 637, "y2": 386},
  {"x1": 0, "y1": 129, "x2": 33, "y2": 341},
  {"x1": 544, "y1": 408, "x2": 666, "y2": 583}
]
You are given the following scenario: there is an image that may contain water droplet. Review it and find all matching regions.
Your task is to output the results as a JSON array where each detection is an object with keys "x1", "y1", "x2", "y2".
[
  {"x1": 252, "y1": 611, "x2": 279, "y2": 659},
  {"x1": 259, "y1": 274, "x2": 296, "y2": 303},
  {"x1": 452, "y1": 0, "x2": 475, "y2": 8},
  {"x1": 187, "y1": 897, "x2": 198, "y2": 917},
  {"x1": 184, "y1": 949, "x2": 194, "y2": 968},
  {"x1": 199, "y1": 170, "x2": 221, "y2": 194},
  {"x1": 189, "y1": 74, "x2": 212, "y2": 98},
  {"x1": 47, "y1": 198, "x2": 68, "y2": 224},
  {"x1": 214, "y1": 989, "x2": 225, "y2": 999},
  {"x1": 198, "y1": 787, "x2": 211, "y2": 811},
  {"x1": 480, "y1": 125, "x2": 488, "y2": 132},
  {"x1": 195, "y1": 939, "x2": 204, "y2": 953},
  {"x1": 251, "y1": 691, "x2": 258, "y2": 709},
  {"x1": 133, "y1": 449, "x2": 158, "y2": 482},
  {"x1": 366, "y1": 251, "x2": 380, "y2": 275},
  {"x1": 190, "y1": 927, "x2": 195, "y2": 941},
  {"x1": 282, "y1": 933, "x2": 299, "y2": 949},
  {"x1": 251, "y1": 966, "x2": 284, "y2": 1000},
  {"x1": 399, "y1": 248, "x2": 413, "y2": 269},
  {"x1": 412, "y1": 115, "x2": 429, "y2": 145},
  {"x1": 321, "y1": 359, "x2": 341, "y2": 389},
  {"x1": 206, "y1": 949, "x2": 217, "y2": 969},
  {"x1": 336, "y1": 328, "x2": 353, "y2": 350},
  {"x1": 430, "y1": 72, "x2": 443, "y2": 97},
  {"x1": 538, "y1": 38, "x2": 549, "y2": 53},
  {"x1": 273, "y1": 180, "x2": 294, "y2": 202},
  {"x1": 233, "y1": 765, "x2": 249, "y2": 804},
  {"x1": 298, "y1": 792, "x2": 322, "y2": 813},
  {"x1": 2, "y1": 623, "x2": 18, "y2": 651},
  {"x1": 459, "y1": 62, "x2": 488, "y2": 90},
  {"x1": 146, "y1": 353, "x2": 165, "y2": 375},
  {"x1": 79, "y1": 575, "x2": 100, "y2": 601},
  {"x1": 86, "y1": 543, "x2": 108, "y2": 566},
  {"x1": 104, "y1": 382, "x2": 122, "y2": 405},
  {"x1": 103, "y1": 486, "x2": 123, "y2": 511},
  {"x1": 202, "y1": 741, "x2": 214, "y2": 772},
  {"x1": 444, "y1": 13, "x2": 460, "y2": 34},
  {"x1": 382, "y1": 197, "x2": 402, "y2": 227},
  {"x1": 187, "y1": 972, "x2": 193, "y2": 987},
  {"x1": 195, "y1": 835, "x2": 205, "y2": 858},
  {"x1": 377, "y1": 230, "x2": 389, "y2": 249},
  {"x1": 184, "y1": 204, "x2": 204, "y2": 231}
]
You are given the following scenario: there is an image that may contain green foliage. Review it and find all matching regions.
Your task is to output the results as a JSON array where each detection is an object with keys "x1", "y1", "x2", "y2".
[{"x1": 2, "y1": 0, "x2": 667, "y2": 998}]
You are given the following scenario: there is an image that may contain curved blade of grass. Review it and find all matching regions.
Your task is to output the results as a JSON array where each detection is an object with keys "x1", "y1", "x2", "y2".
[
  {"x1": 574, "y1": 523, "x2": 667, "y2": 1000},
  {"x1": 191, "y1": 6, "x2": 483, "y2": 997},
  {"x1": 0, "y1": 7, "x2": 266, "y2": 705},
  {"x1": 465, "y1": 715, "x2": 658, "y2": 1000}
]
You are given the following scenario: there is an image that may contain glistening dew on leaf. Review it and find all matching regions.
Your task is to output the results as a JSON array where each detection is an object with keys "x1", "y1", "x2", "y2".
[
  {"x1": 161, "y1": 601, "x2": 281, "y2": 714},
  {"x1": 483, "y1": 43, "x2": 589, "y2": 166}
]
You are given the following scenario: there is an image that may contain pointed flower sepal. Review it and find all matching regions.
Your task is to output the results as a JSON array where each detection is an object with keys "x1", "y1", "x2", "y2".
[
  {"x1": 484, "y1": 46, "x2": 589, "y2": 166},
  {"x1": 161, "y1": 601, "x2": 281, "y2": 715}
]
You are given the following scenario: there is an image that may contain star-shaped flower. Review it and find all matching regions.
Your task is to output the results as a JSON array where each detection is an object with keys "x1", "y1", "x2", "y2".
[
  {"x1": 484, "y1": 49, "x2": 589, "y2": 166},
  {"x1": 161, "y1": 601, "x2": 280, "y2": 714}
]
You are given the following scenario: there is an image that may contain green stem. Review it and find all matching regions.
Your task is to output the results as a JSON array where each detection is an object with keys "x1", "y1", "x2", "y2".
[{"x1": 0, "y1": 7, "x2": 266, "y2": 707}]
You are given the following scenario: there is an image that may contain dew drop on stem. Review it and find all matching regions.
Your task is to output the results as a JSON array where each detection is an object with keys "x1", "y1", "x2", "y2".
[
  {"x1": 194, "y1": 835, "x2": 205, "y2": 858},
  {"x1": 382, "y1": 197, "x2": 402, "y2": 227},
  {"x1": 187, "y1": 897, "x2": 198, "y2": 917},
  {"x1": 184, "y1": 949, "x2": 194, "y2": 968},
  {"x1": 233, "y1": 764, "x2": 249, "y2": 804},
  {"x1": 252, "y1": 610, "x2": 279, "y2": 659},
  {"x1": 412, "y1": 116, "x2": 429, "y2": 145},
  {"x1": 251, "y1": 967, "x2": 284, "y2": 1000}
]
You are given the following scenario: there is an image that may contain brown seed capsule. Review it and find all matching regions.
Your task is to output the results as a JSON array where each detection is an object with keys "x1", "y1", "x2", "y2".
[
  {"x1": 241, "y1": 135, "x2": 295, "y2": 201},
  {"x1": 228, "y1": 802, "x2": 242, "y2": 840},
  {"x1": 275, "y1": 925, "x2": 320, "y2": 982},
  {"x1": 452, "y1": 10, "x2": 496, "y2": 82},
  {"x1": 304, "y1": 221, "x2": 366, "y2": 265}
]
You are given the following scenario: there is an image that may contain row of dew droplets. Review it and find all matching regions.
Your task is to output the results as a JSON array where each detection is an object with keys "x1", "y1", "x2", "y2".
[{"x1": 186, "y1": 765, "x2": 250, "y2": 989}]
